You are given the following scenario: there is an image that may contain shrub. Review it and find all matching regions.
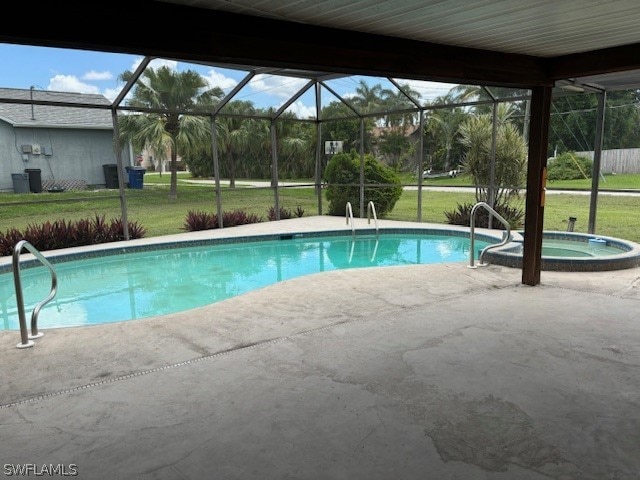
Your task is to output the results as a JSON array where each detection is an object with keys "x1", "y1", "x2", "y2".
[
  {"x1": 548, "y1": 152, "x2": 593, "y2": 181},
  {"x1": 294, "y1": 205, "x2": 305, "y2": 218},
  {"x1": 222, "y1": 209, "x2": 263, "y2": 227},
  {"x1": 183, "y1": 209, "x2": 263, "y2": 231},
  {"x1": 323, "y1": 150, "x2": 402, "y2": 216},
  {"x1": 267, "y1": 206, "x2": 292, "y2": 221},
  {"x1": 0, "y1": 228, "x2": 24, "y2": 257},
  {"x1": 444, "y1": 202, "x2": 524, "y2": 230},
  {"x1": 183, "y1": 210, "x2": 218, "y2": 231},
  {"x1": 0, "y1": 216, "x2": 146, "y2": 256},
  {"x1": 182, "y1": 153, "x2": 213, "y2": 178}
]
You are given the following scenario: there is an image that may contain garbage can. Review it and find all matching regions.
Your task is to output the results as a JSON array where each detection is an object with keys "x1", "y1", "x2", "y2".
[
  {"x1": 11, "y1": 173, "x2": 30, "y2": 193},
  {"x1": 125, "y1": 166, "x2": 146, "y2": 189},
  {"x1": 103, "y1": 164, "x2": 119, "y2": 189},
  {"x1": 24, "y1": 168, "x2": 42, "y2": 193}
]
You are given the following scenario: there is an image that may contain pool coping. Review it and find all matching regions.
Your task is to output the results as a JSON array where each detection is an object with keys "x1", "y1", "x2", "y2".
[{"x1": 484, "y1": 230, "x2": 640, "y2": 272}]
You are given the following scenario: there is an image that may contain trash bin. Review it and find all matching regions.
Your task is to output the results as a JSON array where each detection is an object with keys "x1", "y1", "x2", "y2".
[
  {"x1": 11, "y1": 173, "x2": 30, "y2": 193},
  {"x1": 125, "y1": 166, "x2": 146, "y2": 189},
  {"x1": 24, "y1": 168, "x2": 42, "y2": 193},
  {"x1": 103, "y1": 164, "x2": 119, "y2": 189}
]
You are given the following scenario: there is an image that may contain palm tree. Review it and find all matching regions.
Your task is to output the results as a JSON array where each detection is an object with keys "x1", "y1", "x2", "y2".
[
  {"x1": 425, "y1": 101, "x2": 467, "y2": 171},
  {"x1": 354, "y1": 80, "x2": 391, "y2": 115},
  {"x1": 217, "y1": 101, "x2": 255, "y2": 188},
  {"x1": 118, "y1": 66, "x2": 223, "y2": 199}
]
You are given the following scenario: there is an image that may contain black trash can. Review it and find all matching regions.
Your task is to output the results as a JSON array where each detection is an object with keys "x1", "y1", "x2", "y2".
[
  {"x1": 24, "y1": 168, "x2": 42, "y2": 193},
  {"x1": 103, "y1": 164, "x2": 119, "y2": 189},
  {"x1": 11, "y1": 173, "x2": 30, "y2": 193},
  {"x1": 125, "y1": 166, "x2": 146, "y2": 189}
]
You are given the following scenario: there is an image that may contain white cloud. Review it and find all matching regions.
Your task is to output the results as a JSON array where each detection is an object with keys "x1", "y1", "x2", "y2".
[
  {"x1": 203, "y1": 68, "x2": 238, "y2": 91},
  {"x1": 47, "y1": 75, "x2": 100, "y2": 94},
  {"x1": 130, "y1": 57, "x2": 178, "y2": 72},
  {"x1": 283, "y1": 100, "x2": 316, "y2": 119},
  {"x1": 397, "y1": 79, "x2": 456, "y2": 102},
  {"x1": 83, "y1": 70, "x2": 113, "y2": 81},
  {"x1": 250, "y1": 74, "x2": 309, "y2": 99},
  {"x1": 103, "y1": 87, "x2": 124, "y2": 102}
]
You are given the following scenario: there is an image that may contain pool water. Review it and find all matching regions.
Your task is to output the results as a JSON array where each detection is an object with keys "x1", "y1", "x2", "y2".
[
  {"x1": 541, "y1": 239, "x2": 624, "y2": 258},
  {"x1": 0, "y1": 233, "x2": 489, "y2": 330}
]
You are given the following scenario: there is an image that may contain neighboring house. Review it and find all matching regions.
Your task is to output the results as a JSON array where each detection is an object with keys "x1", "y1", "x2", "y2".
[
  {"x1": 0, "y1": 88, "x2": 131, "y2": 192},
  {"x1": 371, "y1": 124, "x2": 422, "y2": 170},
  {"x1": 139, "y1": 145, "x2": 187, "y2": 173}
]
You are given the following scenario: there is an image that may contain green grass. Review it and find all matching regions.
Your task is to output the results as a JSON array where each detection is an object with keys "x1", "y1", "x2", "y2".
[
  {"x1": 547, "y1": 173, "x2": 640, "y2": 190},
  {"x1": 2, "y1": 181, "x2": 640, "y2": 242},
  {"x1": 401, "y1": 172, "x2": 640, "y2": 191}
]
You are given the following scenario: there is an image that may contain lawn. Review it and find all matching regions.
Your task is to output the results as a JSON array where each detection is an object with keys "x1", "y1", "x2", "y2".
[
  {"x1": 1, "y1": 178, "x2": 639, "y2": 242},
  {"x1": 400, "y1": 171, "x2": 640, "y2": 191}
]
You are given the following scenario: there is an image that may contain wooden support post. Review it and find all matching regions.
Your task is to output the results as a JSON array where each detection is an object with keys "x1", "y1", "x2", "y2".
[{"x1": 522, "y1": 86, "x2": 552, "y2": 286}]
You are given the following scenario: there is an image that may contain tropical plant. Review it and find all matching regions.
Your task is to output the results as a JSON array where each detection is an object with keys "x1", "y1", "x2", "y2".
[
  {"x1": 118, "y1": 66, "x2": 223, "y2": 199},
  {"x1": 445, "y1": 105, "x2": 527, "y2": 228},
  {"x1": 267, "y1": 206, "x2": 292, "y2": 221},
  {"x1": 0, "y1": 216, "x2": 145, "y2": 256},
  {"x1": 444, "y1": 202, "x2": 524, "y2": 230},
  {"x1": 457, "y1": 105, "x2": 527, "y2": 206}
]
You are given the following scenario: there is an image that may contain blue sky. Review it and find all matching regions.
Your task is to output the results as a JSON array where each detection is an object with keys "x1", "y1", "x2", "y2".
[{"x1": 0, "y1": 43, "x2": 456, "y2": 117}]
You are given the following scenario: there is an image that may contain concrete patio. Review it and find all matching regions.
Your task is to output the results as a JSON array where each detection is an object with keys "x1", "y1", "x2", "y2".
[{"x1": 1, "y1": 218, "x2": 639, "y2": 479}]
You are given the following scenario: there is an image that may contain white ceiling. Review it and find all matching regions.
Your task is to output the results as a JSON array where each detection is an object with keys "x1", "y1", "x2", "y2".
[{"x1": 160, "y1": 0, "x2": 640, "y2": 58}]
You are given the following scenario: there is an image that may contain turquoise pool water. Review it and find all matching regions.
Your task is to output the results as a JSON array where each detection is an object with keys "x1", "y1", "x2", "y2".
[{"x1": 0, "y1": 233, "x2": 489, "y2": 330}]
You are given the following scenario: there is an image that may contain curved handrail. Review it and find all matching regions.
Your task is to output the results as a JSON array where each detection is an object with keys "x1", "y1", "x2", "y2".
[
  {"x1": 345, "y1": 202, "x2": 355, "y2": 237},
  {"x1": 468, "y1": 202, "x2": 512, "y2": 268},
  {"x1": 12, "y1": 240, "x2": 58, "y2": 348},
  {"x1": 367, "y1": 201, "x2": 379, "y2": 237}
]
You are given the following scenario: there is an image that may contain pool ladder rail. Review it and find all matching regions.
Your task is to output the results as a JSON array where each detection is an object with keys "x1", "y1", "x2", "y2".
[
  {"x1": 468, "y1": 202, "x2": 512, "y2": 268},
  {"x1": 12, "y1": 240, "x2": 58, "y2": 349},
  {"x1": 345, "y1": 201, "x2": 379, "y2": 264},
  {"x1": 345, "y1": 201, "x2": 379, "y2": 238},
  {"x1": 367, "y1": 201, "x2": 379, "y2": 238},
  {"x1": 345, "y1": 201, "x2": 355, "y2": 237}
]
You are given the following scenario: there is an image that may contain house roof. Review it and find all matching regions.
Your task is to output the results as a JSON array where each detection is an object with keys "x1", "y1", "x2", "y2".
[{"x1": 0, "y1": 88, "x2": 112, "y2": 129}]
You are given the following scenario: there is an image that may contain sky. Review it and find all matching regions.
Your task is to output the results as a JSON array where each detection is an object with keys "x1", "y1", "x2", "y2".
[{"x1": 0, "y1": 43, "x2": 458, "y2": 118}]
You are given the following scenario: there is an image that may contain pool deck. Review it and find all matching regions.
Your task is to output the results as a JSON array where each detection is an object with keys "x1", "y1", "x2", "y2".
[{"x1": 1, "y1": 217, "x2": 639, "y2": 479}]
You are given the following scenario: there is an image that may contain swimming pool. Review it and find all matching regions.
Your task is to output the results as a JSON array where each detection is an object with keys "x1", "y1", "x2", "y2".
[
  {"x1": 484, "y1": 231, "x2": 640, "y2": 271},
  {"x1": 0, "y1": 230, "x2": 493, "y2": 330}
]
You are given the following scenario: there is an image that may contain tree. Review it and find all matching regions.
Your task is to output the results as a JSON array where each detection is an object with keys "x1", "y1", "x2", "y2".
[
  {"x1": 375, "y1": 85, "x2": 420, "y2": 171},
  {"x1": 457, "y1": 104, "x2": 527, "y2": 207},
  {"x1": 118, "y1": 66, "x2": 223, "y2": 199},
  {"x1": 549, "y1": 90, "x2": 640, "y2": 155},
  {"x1": 424, "y1": 103, "x2": 467, "y2": 171},
  {"x1": 353, "y1": 81, "x2": 390, "y2": 115},
  {"x1": 217, "y1": 101, "x2": 255, "y2": 188},
  {"x1": 321, "y1": 100, "x2": 375, "y2": 153}
]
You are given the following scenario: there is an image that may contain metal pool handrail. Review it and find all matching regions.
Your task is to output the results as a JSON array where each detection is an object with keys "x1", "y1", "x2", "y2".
[
  {"x1": 345, "y1": 202, "x2": 355, "y2": 237},
  {"x1": 12, "y1": 240, "x2": 58, "y2": 349},
  {"x1": 468, "y1": 202, "x2": 512, "y2": 268},
  {"x1": 367, "y1": 201, "x2": 379, "y2": 237}
]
